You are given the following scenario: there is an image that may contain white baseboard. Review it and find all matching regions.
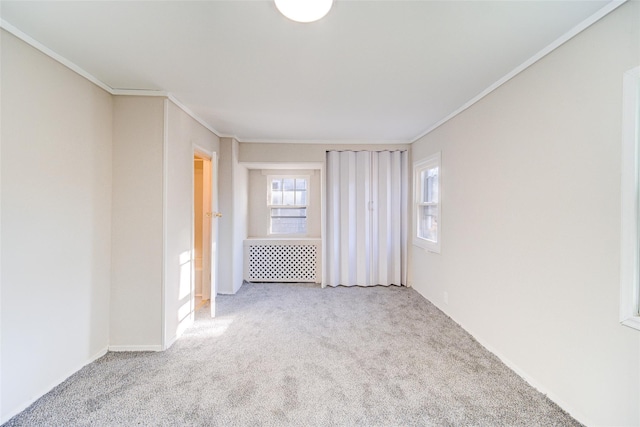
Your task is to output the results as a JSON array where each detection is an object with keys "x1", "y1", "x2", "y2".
[
  {"x1": 164, "y1": 334, "x2": 178, "y2": 350},
  {"x1": 164, "y1": 315, "x2": 194, "y2": 350},
  {"x1": 1, "y1": 346, "x2": 108, "y2": 424},
  {"x1": 108, "y1": 344, "x2": 162, "y2": 352},
  {"x1": 467, "y1": 330, "x2": 592, "y2": 426},
  {"x1": 426, "y1": 298, "x2": 593, "y2": 426},
  {"x1": 92, "y1": 346, "x2": 109, "y2": 361}
]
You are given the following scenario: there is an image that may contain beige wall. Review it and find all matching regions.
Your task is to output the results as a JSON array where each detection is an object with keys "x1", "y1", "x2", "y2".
[
  {"x1": 164, "y1": 100, "x2": 220, "y2": 344},
  {"x1": 240, "y1": 142, "x2": 411, "y2": 164},
  {"x1": 234, "y1": 156, "x2": 249, "y2": 292},
  {"x1": 111, "y1": 98, "x2": 220, "y2": 349},
  {"x1": 0, "y1": 24, "x2": 218, "y2": 422},
  {"x1": 410, "y1": 3, "x2": 640, "y2": 425},
  {"x1": 111, "y1": 96, "x2": 165, "y2": 350},
  {"x1": 1, "y1": 30, "x2": 113, "y2": 422},
  {"x1": 218, "y1": 138, "x2": 248, "y2": 294},
  {"x1": 247, "y1": 169, "x2": 321, "y2": 238}
]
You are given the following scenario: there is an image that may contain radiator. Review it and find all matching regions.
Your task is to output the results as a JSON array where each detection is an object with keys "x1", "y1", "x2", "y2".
[{"x1": 243, "y1": 239, "x2": 321, "y2": 283}]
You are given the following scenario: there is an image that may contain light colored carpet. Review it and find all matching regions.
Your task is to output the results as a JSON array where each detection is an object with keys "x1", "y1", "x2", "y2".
[{"x1": 4, "y1": 282, "x2": 581, "y2": 426}]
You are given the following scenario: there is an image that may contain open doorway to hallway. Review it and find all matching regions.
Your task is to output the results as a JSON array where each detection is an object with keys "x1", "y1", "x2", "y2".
[{"x1": 193, "y1": 152, "x2": 219, "y2": 317}]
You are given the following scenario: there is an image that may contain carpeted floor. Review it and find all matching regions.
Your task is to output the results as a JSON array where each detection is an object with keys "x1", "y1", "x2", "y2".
[{"x1": 4, "y1": 282, "x2": 581, "y2": 426}]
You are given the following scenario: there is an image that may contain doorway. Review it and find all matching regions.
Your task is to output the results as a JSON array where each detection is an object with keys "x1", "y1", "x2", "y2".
[{"x1": 193, "y1": 152, "x2": 219, "y2": 317}]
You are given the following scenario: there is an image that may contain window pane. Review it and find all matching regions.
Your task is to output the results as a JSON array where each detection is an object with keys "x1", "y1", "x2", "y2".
[
  {"x1": 296, "y1": 190, "x2": 307, "y2": 205},
  {"x1": 271, "y1": 208, "x2": 306, "y2": 217},
  {"x1": 283, "y1": 190, "x2": 295, "y2": 205},
  {"x1": 429, "y1": 169, "x2": 439, "y2": 202},
  {"x1": 271, "y1": 191, "x2": 282, "y2": 205},
  {"x1": 422, "y1": 170, "x2": 428, "y2": 202},
  {"x1": 418, "y1": 205, "x2": 438, "y2": 242},
  {"x1": 295, "y1": 179, "x2": 307, "y2": 190},
  {"x1": 271, "y1": 217, "x2": 307, "y2": 234},
  {"x1": 283, "y1": 178, "x2": 295, "y2": 191},
  {"x1": 422, "y1": 167, "x2": 439, "y2": 203},
  {"x1": 271, "y1": 179, "x2": 281, "y2": 191}
]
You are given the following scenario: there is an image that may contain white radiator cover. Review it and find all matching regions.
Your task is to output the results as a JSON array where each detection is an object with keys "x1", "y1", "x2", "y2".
[{"x1": 243, "y1": 239, "x2": 321, "y2": 283}]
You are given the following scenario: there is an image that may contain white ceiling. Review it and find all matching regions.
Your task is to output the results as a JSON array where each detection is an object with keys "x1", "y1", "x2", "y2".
[{"x1": 0, "y1": 1, "x2": 614, "y2": 143}]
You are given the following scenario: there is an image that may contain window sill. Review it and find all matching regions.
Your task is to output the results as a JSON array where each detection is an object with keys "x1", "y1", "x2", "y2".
[
  {"x1": 412, "y1": 239, "x2": 441, "y2": 254},
  {"x1": 621, "y1": 316, "x2": 640, "y2": 332},
  {"x1": 246, "y1": 237, "x2": 321, "y2": 242}
]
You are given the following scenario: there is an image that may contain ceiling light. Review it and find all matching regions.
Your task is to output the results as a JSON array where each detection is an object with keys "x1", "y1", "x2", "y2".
[{"x1": 275, "y1": 0, "x2": 333, "y2": 23}]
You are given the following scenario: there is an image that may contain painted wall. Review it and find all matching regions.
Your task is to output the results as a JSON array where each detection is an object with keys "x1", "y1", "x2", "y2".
[
  {"x1": 218, "y1": 138, "x2": 247, "y2": 294},
  {"x1": 240, "y1": 142, "x2": 411, "y2": 164},
  {"x1": 111, "y1": 96, "x2": 165, "y2": 350},
  {"x1": 1, "y1": 30, "x2": 113, "y2": 422},
  {"x1": 112, "y1": 98, "x2": 220, "y2": 349},
  {"x1": 247, "y1": 169, "x2": 322, "y2": 238},
  {"x1": 410, "y1": 3, "x2": 640, "y2": 426},
  {"x1": 234, "y1": 158, "x2": 248, "y2": 293},
  {"x1": 164, "y1": 100, "x2": 219, "y2": 345}
]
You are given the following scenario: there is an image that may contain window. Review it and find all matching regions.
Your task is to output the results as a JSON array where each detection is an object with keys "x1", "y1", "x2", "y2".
[
  {"x1": 620, "y1": 66, "x2": 640, "y2": 331},
  {"x1": 413, "y1": 152, "x2": 441, "y2": 253},
  {"x1": 268, "y1": 176, "x2": 308, "y2": 235}
]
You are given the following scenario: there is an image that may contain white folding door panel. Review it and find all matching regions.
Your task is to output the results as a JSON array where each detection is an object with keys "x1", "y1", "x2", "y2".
[
  {"x1": 325, "y1": 150, "x2": 407, "y2": 287},
  {"x1": 371, "y1": 151, "x2": 406, "y2": 286}
]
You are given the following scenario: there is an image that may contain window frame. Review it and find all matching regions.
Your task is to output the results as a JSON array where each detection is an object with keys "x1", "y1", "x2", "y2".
[
  {"x1": 413, "y1": 152, "x2": 441, "y2": 253},
  {"x1": 620, "y1": 66, "x2": 640, "y2": 331},
  {"x1": 267, "y1": 175, "x2": 309, "y2": 236}
]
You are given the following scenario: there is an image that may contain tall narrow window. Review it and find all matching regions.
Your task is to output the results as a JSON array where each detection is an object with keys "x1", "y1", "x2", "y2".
[
  {"x1": 414, "y1": 152, "x2": 441, "y2": 253},
  {"x1": 620, "y1": 66, "x2": 640, "y2": 331},
  {"x1": 269, "y1": 176, "x2": 308, "y2": 235}
]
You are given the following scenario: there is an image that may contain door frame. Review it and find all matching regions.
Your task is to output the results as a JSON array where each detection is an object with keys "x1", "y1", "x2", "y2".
[{"x1": 193, "y1": 145, "x2": 219, "y2": 318}]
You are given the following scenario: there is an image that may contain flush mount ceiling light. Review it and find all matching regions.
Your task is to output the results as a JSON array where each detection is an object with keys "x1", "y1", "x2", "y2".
[{"x1": 275, "y1": 0, "x2": 333, "y2": 23}]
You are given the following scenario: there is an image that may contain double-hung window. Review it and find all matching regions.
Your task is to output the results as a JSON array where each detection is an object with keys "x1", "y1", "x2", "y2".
[
  {"x1": 620, "y1": 66, "x2": 640, "y2": 331},
  {"x1": 413, "y1": 152, "x2": 441, "y2": 253},
  {"x1": 268, "y1": 176, "x2": 308, "y2": 235}
]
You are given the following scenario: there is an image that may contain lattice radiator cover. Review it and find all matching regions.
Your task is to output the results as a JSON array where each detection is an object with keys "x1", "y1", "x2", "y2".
[{"x1": 244, "y1": 240, "x2": 320, "y2": 282}]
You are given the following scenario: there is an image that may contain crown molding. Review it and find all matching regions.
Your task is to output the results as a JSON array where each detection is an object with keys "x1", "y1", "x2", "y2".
[
  {"x1": 237, "y1": 138, "x2": 411, "y2": 145},
  {"x1": 2, "y1": 0, "x2": 627, "y2": 147},
  {"x1": 410, "y1": 0, "x2": 628, "y2": 143},
  {"x1": 1, "y1": 19, "x2": 113, "y2": 94},
  {"x1": 0, "y1": 19, "x2": 225, "y2": 139},
  {"x1": 110, "y1": 89, "x2": 168, "y2": 97},
  {"x1": 166, "y1": 94, "x2": 223, "y2": 137}
]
